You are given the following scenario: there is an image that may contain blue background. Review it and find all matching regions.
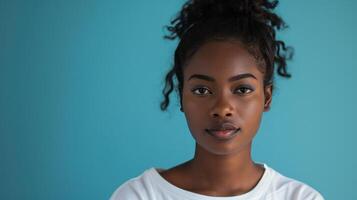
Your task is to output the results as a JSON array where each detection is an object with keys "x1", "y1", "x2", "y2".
[{"x1": 1, "y1": 0, "x2": 356, "y2": 199}]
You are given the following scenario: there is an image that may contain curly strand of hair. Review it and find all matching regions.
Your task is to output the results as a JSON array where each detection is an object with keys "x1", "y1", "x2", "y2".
[
  {"x1": 275, "y1": 40, "x2": 293, "y2": 77},
  {"x1": 160, "y1": 68, "x2": 176, "y2": 111}
]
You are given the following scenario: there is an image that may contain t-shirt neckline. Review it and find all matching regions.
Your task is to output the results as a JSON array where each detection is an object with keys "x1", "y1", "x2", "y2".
[{"x1": 148, "y1": 162, "x2": 273, "y2": 200}]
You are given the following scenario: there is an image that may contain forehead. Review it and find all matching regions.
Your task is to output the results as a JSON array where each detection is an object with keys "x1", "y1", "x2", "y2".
[{"x1": 184, "y1": 40, "x2": 263, "y2": 81}]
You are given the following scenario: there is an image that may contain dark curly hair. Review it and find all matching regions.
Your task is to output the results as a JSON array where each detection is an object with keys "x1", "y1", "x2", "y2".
[{"x1": 160, "y1": 0, "x2": 293, "y2": 111}]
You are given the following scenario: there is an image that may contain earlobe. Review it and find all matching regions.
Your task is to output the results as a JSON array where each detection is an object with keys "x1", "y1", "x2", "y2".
[{"x1": 264, "y1": 103, "x2": 270, "y2": 111}]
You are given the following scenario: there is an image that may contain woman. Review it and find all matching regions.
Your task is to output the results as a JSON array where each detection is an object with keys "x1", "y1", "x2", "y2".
[{"x1": 110, "y1": 0, "x2": 324, "y2": 199}]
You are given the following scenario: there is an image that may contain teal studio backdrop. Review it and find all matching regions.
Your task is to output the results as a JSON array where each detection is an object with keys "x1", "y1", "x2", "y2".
[{"x1": 1, "y1": 0, "x2": 356, "y2": 199}]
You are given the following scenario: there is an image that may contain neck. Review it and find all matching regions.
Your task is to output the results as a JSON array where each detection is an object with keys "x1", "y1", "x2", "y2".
[{"x1": 187, "y1": 142, "x2": 262, "y2": 192}]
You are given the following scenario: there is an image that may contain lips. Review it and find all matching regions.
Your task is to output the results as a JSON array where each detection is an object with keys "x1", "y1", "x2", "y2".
[
  {"x1": 205, "y1": 122, "x2": 241, "y2": 140},
  {"x1": 206, "y1": 122, "x2": 238, "y2": 132}
]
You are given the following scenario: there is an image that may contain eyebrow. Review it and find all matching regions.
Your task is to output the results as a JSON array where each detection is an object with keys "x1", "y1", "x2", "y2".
[{"x1": 188, "y1": 73, "x2": 257, "y2": 82}]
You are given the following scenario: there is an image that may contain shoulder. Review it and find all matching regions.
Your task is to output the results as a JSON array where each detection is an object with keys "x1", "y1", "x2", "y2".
[
  {"x1": 109, "y1": 168, "x2": 154, "y2": 200},
  {"x1": 266, "y1": 166, "x2": 325, "y2": 200}
]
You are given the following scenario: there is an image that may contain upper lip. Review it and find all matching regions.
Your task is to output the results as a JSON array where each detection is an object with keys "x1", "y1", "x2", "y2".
[{"x1": 205, "y1": 121, "x2": 240, "y2": 132}]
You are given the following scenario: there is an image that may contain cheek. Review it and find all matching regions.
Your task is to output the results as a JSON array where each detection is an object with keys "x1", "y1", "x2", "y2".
[
  {"x1": 183, "y1": 98, "x2": 203, "y2": 124},
  {"x1": 182, "y1": 93, "x2": 208, "y2": 132},
  {"x1": 183, "y1": 110, "x2": 204, "y2": 141},
  {"x1": 182, "y1": 87, "x2": 201, "y2": 112},
  {"x1": 238, "y1": 97, "x2": 265, "y2": 131},
  {"x1": 241, "y1": 97, "x2": 264, "y2": 116}
]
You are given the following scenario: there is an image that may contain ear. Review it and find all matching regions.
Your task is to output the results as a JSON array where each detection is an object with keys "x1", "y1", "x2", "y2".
[{"x1": 263, "y1": 84, "x2": 273, "y2": 112}]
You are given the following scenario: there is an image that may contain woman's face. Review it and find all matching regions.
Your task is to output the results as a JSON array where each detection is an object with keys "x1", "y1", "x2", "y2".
[{"x1": 181, "y1": 40, "x2": 272, "y2": 156}]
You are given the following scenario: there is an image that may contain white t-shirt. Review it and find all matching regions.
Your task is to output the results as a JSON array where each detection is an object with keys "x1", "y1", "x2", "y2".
[{"x1": 110, "y1": 163, "x2": 324, "y2": 200}]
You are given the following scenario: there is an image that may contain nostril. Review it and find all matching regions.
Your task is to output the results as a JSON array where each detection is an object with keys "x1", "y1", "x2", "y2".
[{"x1": 212, "y1": 113, "x2": 232, "y2": 117}]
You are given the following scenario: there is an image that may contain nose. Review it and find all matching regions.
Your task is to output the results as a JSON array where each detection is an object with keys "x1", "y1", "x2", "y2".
[{"x1": 210, "y1": 94, "x2": 234, "y2": 118}]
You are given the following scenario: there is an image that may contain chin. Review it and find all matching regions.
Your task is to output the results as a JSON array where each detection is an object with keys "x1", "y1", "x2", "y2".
[
  {"x1": 199, "y1": 142, "x2": 242, "y2": 156},
  {"x1": 196, "y1": 137, "x2": 252, "y2": 156}
]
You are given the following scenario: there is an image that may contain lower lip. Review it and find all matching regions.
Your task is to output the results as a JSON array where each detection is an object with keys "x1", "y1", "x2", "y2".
[{"x1": 206, "y1": 129, "x2": 240, "y2": 141}]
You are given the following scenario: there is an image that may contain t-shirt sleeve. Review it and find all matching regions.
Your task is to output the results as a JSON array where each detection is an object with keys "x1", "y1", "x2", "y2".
[
  {"x1": 302, "y1": 188, "x2": 325, "y2": 200},
  {"x1": 109, "y1": 183, "x2": 140, "y2": 200},
  {"x1": 293, "y1": 181, "x2": 325, "y2": 200},
  {"x1": 109, "y1": 178, "x2": 151, "y2": 200},
  {"x1": 271, "y1": 176, "x2": 325, "y2": 200}
]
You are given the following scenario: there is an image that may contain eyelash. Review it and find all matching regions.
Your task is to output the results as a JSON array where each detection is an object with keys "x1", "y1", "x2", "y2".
[{"x1": 191, "y1": 86, "x2": 254, "y2": 96}]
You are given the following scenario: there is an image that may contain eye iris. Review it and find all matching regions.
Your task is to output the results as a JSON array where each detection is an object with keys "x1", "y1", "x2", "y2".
[
  {"x1": 238, "y1": 87, "x2": 251, "y2": 93},
  {"x1": 199, "y1": 88, "x2": 206, "y2": 94}
]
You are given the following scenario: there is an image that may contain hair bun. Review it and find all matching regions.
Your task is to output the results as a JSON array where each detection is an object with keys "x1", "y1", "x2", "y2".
[
  {"x1": 186, "y1": 0, "x2": 256, "y2": 19},
  {"x1": 165, "y1": 0, "x2": 284, "y2": 40}
]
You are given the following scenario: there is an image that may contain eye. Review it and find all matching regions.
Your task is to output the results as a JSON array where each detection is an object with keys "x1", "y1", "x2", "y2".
[
  {"x1": 235, "y1": 86, "x2": 254, "y2": 94},
  {"x1": 191, "y1": 87, "x2": 212, "y2": 96}
]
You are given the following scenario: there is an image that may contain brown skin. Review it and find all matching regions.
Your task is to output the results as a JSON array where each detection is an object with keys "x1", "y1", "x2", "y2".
[{"x1": 159, "y1": 40, "x2": 273, "y2": 197}]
